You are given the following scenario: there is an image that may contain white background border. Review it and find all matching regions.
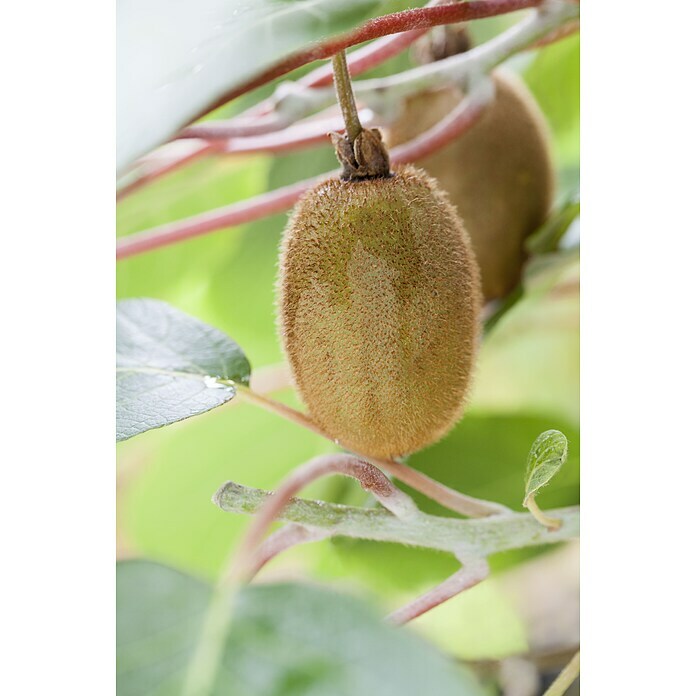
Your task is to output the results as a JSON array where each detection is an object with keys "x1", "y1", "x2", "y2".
[{"x1": 2, "y1": 1, "x2": 695, "y2": 693}]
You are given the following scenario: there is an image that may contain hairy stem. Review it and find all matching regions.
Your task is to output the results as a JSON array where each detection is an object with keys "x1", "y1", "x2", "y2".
[
  {"x1": 332, "y1": 51, "x2": 363, "y2": 144},
  {"x1": 228, "y1": 453, "x2": 419, "y2": 582},
  {"x1": 543, "y1": 650, "x2": 580, "y2": 696},
  {"x1": 386, "y1": 558, "x2": 490, "y2": 625},
  {"x1": 236, "y1": 386, "x2": 509, "y2": 517},
  {"x1": 214, "y1": 481, "x2": 579, "y2": 555}
]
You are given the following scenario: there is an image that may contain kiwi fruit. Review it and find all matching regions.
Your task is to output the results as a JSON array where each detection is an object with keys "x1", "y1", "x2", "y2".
[
  {"x1": 278, "y1": 162, "x2": 481, "y2": 459},
  {"x1": 385, "y1": 70, "x2": 554, "y2": 301}
]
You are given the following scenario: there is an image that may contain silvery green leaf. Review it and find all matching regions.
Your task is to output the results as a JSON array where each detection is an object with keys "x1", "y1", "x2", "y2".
[
  {"x1": 524, "y1": 429, "x2": 568, "y2": 505},
  {"x1": 116, "y1": 299, "x2": 250, "y2": 441},
  {"x1": 117, "y1": 0, "x2": 388, "y2": 172},
  {"x1": 117, "y1": 560, "x2": 487, "y2": 696}
]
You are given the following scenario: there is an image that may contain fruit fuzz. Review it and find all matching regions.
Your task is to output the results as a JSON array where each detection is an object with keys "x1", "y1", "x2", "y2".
[
  {"x1": 385, "y1": 70, "x2": 554, "y2": 301},
  {"x1": 279, "y1": 160, "x2": 482, "y2": 459}
]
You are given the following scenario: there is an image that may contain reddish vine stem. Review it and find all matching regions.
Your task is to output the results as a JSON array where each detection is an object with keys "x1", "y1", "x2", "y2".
[
  {"x1": 116, "y1": 91, "x2": 490, "y2": 259},
  {"x1": 118, "y1": 21, "x2": 428, "y2": 198},
  {"x1": 180, "y1": 0, "x2": 541, "y2": 132},
  {"x1": 234, "y1": 0, "x2": 442, "y2": 123},
  {"x1": 177, "y1": 112, "x2": 290, "y2": 141},
  {"x1": 236, "y1": 386, "x2": 510, "y2": 518},
  {"x1": 228, "y1": 453, "x2": 418, "y2": 582},
  {"x1": 386, "y1": 559, "x2": 490, "y2": 625},
  {"x1": 530, "y1": 19, "x2": 580, "y2": 48},
  {"x1": 116, "y1": 142, "x2": 219, "y2": 200},
  {"x1": 116, "y1": 176, "x2": 323, "y2": 259},
  {"x1": 219, "y1": 114, "x2": 357, "y2": 155},
  {"x1": 246, "y1": 523, "x2": 332, "y2": 579},
  {"x1": 118, "y1": 0, "x2": 555, "y2": 198}
]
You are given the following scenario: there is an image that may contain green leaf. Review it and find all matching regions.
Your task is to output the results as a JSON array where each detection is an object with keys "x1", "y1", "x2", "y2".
[
  {"x1": 117, "y1": 560, "x2": 486, "y2": 696},
  {"x1": 523, "y1": 429, "x2": 568, "y2": 505},
  {"x1": 116, "y1": 299, "x2": 250, "y2": 441},
  {"x1": 117, "y1": 0, "x2": 388, "y2": 171}
]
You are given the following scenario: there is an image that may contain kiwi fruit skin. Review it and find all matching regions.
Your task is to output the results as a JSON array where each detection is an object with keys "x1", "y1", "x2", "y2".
[
  {"x1": 385, "y1": 70, "x2": 554, "y2": 301},
  {"x1": 279, "y1": 164, "x2": 481, "y2": 459}
]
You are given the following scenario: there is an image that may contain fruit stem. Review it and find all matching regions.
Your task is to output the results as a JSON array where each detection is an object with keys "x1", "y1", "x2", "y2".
[
  {"x1": 332, "y1": 50, "x2": 363, "y2": 144},
  {"x1": 236, "y1": 385, "x2": 510, "y2": 518}
]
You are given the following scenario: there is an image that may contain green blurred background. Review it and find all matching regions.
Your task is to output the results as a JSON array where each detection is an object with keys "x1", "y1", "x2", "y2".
[{"x1": 116, "y1": 9, "x2": 579, "y2": 662}]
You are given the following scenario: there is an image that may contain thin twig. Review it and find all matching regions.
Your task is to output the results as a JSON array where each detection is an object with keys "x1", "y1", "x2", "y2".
[
  {"x1": 272, "y1": 2, "x2": 579, "y2": 123},
  {"x1": 373, "y1": 456, "x2": 510, "y2": 518},
  {"x1": 116, "y1": 175, "x2": 324, "y2": 260},
  {"x1": 221, "y1": 115, "x2": 348, "y2": 155},
  {"x1": 241, "y1": 0, "x2": 445, "y2": 114},
  {"x1": 386, "y1": 558, "x2": 490, "y2": 625},
  {"x1": 118, "y1": 1, "x2": 576, "y2": 200},
  {"x1": 177, "y1": 112, "x2": 289, "y2": 141},
  {"x1": 180, "y1": 0, "x2": 543, "y2": 129},
  {"x1": 236, "y1": 386, "x2": 509, "y2": 518},
  {"x1": 116, "y1": 87, "x2": 490, "y2": 259},
  {"x1": 116, "y1": 142, "x2": 218, "y2": 200},
  {"x1": 542, "y1": 650, "x2": 580, "y2": 696},
  {"x1": 246, "y1": 523, "x2": 332, "y2": 578},
  {"x1": 129, "y1": 18, "x2": 430, "y2": 194},
  {"x1": 229, "y1": 453, "x2": 419, "y2": 583}
]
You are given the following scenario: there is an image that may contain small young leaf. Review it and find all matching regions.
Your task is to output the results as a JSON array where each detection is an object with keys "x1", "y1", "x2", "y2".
[
  {"x1": 117, "y1": 560, "x2": 487, "y2": 696},
  {"x1": 524, "y1": 429, "x2": 568, "y2": 506},
  {"x1": 116, "y1": 299, "x2": 250, "y2": 441}
]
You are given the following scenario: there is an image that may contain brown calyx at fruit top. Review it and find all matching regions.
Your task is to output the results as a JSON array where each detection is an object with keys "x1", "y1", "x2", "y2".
[
  {"x1": 329, "y1": 23, "x2": 473, "y2": 183},
  {"x1": 330, "y1": 128, "x2": 392, "y2": 182}
]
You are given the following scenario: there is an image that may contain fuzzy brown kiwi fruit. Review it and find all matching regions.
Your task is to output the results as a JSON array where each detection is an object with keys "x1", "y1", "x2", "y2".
[
  {"x1": 385, "y1": 70, "x2": 554, "y2": 301},
  {"x1": 278, "y1": 163, "x2": 481, "y2": 459}
]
